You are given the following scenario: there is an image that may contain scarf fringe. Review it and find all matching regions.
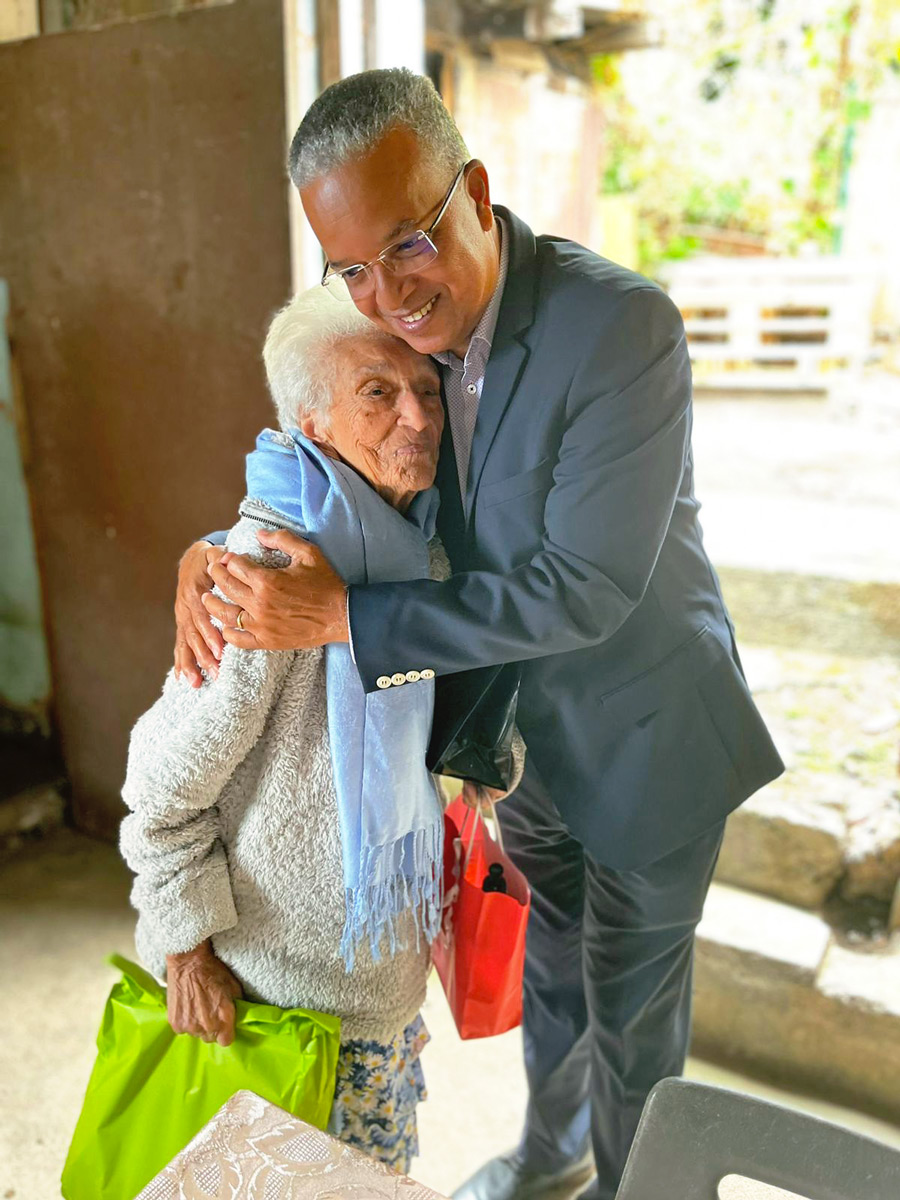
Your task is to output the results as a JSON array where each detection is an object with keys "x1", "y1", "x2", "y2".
[{"x1": 340, "y1": 819, "x2": 444, "y2": 973}]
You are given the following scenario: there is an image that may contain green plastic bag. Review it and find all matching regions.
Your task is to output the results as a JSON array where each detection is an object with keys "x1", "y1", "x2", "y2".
[{"x1": 61, "y1": 955, "x2": 341, "y2": 1200}]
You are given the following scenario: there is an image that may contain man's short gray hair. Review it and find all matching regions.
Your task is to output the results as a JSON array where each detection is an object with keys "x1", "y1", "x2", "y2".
[
  {"x1": 262, "y1": 285, "x2": 382, "y2": 431},
  {"x1": 289, "y1": 68, "x2": 469, "y2": 189}
]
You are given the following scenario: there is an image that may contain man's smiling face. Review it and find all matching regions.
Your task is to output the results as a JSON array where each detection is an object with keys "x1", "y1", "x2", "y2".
[{"x1": 300, "y1": 126, "x2": 500, "y2": 360}]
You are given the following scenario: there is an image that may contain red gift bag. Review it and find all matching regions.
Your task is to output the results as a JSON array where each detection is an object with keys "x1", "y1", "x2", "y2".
[{"x1": 434, "y1": 795, "x2": 531, "y2": 1039}]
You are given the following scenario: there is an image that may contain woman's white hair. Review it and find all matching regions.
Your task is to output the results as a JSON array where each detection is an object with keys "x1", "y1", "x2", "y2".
[{"x1": 262, "y1": 285, "x2": 383, "y2": 431}]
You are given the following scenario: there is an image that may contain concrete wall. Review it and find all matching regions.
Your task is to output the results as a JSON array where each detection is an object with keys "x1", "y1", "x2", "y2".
[{"x1": 0, "y1": 0, "x2": 292, "y2": 837}]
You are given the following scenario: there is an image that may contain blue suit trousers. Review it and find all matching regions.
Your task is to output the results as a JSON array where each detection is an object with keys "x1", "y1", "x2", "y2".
[{"x1": 495, "y1": 763, "x2": 725, "y2": 1200}]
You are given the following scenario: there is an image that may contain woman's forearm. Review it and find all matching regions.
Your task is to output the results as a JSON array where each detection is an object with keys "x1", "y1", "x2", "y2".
[{"x1": 121, "y1": 806, "x2": 239, "y2": 954}]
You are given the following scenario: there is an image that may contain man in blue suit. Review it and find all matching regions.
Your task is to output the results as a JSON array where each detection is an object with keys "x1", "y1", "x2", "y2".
[{"x1": 176, "y1": 69, "x2": 782, "y2": 1200}]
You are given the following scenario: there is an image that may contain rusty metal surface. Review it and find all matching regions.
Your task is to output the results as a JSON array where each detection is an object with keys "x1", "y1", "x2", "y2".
[{"x1": 0, "y1": 0, "x2": 291, "y2": 837}]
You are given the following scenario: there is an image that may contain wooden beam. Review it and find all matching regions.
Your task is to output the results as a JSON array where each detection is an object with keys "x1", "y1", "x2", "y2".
[{"x1": 572, "y1": 19, "x2": 657, "y2": 54}]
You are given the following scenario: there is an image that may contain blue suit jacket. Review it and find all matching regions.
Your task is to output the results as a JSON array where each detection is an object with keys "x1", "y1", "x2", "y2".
[{"x1": 349, "y1": 207, "x2": 783, "y2": 869}]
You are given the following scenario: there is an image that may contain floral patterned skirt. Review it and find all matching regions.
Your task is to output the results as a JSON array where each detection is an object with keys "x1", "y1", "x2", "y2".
[{"x1": 328, "y1": 1015, "x2": 430, "y2": 1176}]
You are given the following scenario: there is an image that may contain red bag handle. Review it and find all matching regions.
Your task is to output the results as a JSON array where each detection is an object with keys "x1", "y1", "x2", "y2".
[{"x1": 458, "y1": 800, "x2": 505, "y2": 872}]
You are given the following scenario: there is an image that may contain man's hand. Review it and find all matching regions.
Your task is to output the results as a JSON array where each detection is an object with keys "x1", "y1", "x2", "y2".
[
  {"x1": 461, "y1": 781, "x2": 511, "y2": 813},
  {"x1": 174, "y1": 541, "x2": 226, "y2": 688},
  {"x1": 166, "y1": 940, "x2": 243, "y2": 1047},
  {"x1": 201, "y1": 529, "x2": 349, "y2": 652}
]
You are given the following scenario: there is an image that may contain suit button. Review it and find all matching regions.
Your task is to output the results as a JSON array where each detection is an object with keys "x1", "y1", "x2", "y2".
[
  {"x1": 391, "y1": 673, "x2": 407, "y2": 686},
  {"x1": 420, "y1": 668, "x2": 435, "y2": 680},
  {"x1": 376, "y1": 676, "x2": 392, "y2": 689},
  {"x1": 405, "y1": 670, "x2": 421, "y2": 683}
]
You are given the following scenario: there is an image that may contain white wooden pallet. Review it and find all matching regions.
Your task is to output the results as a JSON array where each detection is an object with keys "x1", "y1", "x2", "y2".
[{"x1": 664, "y1": 257, "x2": 877, "y2": 395}]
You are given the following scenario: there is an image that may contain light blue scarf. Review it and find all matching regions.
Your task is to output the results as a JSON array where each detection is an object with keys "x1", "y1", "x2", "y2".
[{"x1": 244, "y1": 430, "x2": 443, "y2": 971}]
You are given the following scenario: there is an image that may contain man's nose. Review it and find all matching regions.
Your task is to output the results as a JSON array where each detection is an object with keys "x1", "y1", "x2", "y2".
[{"x1": 371, "y1": 261, "x2": 417, "y2": 311}]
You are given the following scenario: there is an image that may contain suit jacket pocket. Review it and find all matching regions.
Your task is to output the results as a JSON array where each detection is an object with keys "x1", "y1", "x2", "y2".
[
  {"x1": 479, "y1": 458, "x2": 553, "y2": 508},
  {"x1": 599, "y1": 626, "x2": 725, "y2": 729}
]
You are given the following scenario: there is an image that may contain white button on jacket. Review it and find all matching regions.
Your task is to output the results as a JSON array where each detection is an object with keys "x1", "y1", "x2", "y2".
[
  {"x1": 420, "y1": 669, "x2": 435, "y2": 680},
  {"x1": 391, "y1": 673, "x2": 407, "y2": 686},
  {"x1": 376, "y1": 676, "x2": 392, "y2": 689},
  {"x1": 405, "y1": 670, "x2": 421, "y2": 683}
]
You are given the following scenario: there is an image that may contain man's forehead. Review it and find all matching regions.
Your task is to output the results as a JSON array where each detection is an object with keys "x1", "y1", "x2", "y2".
[
  {"x1": 312, "y1": 185, "x2": 419, "y2": 251},
  {"x1": 301, "y1": 133, "x2": 444, "y2": 262}
]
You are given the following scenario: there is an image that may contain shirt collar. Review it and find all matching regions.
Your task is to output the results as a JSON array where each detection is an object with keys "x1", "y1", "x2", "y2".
[{"x1": 432, "y1": 215, "x2": 509, "y2": 375}]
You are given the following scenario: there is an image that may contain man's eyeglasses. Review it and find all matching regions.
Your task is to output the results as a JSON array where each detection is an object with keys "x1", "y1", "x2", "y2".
[{"x1": 321, "y1": 160, "x2": 471, "y2": 301}]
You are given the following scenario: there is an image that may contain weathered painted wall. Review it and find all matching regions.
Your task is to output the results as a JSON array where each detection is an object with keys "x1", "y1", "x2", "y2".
[
  {"x1": 37, "y1": 0, "x2": 232, "y2": 35},
  {"x1": 0, "y1": 282, "x2": 52, "y2": 725},
  {"x1": 450, "y1": 50, "x2": 606, "y2": 250},
  {"x1": 0, "y1": 0, "x2": 292, "y2": 837}
]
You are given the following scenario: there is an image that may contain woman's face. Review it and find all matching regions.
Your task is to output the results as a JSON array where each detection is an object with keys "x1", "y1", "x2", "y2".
[{"x1": 301, "y1": 334, "x2": 444, "y2": 512}]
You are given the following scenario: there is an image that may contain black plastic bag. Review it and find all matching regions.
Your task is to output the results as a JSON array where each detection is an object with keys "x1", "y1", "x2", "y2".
[{"x1": 426, "y1": 662, "x2": 521, "y2": 790}]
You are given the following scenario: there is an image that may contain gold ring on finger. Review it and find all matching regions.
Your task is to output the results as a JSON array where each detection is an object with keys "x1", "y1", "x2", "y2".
[{"x1": 236, "y1": 609, "x2": 245, "y2": 631}]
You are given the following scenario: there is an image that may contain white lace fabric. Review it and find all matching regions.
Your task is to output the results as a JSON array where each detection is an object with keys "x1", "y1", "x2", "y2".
[{"x1": 137, "y1": 1090, "x2": 449, "y2": 1200}]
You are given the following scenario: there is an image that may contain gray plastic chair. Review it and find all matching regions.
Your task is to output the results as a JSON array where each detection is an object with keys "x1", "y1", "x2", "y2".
[{"x1": 615, "y1": 1078, "x2": 900, "y2": 1200}]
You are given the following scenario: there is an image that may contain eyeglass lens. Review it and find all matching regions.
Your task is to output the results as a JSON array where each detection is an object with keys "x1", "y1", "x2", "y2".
[{"x1": 324, "y1": 232, "x2": 439, "y2": 299}]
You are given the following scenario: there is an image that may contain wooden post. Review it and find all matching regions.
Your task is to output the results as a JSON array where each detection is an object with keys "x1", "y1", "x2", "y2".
[
  {"x1": 362, "y1": 0, "x2": 377, "y2": 70},
  {"x1": 316, "y1": 0, "x2": 341, "y2": 89},
  {"x1": 438, "y1": 46, "x2": 456, "y2": 111},
  {"x1": 283, "y1": 0, "x2": 326, "y2": 291}
]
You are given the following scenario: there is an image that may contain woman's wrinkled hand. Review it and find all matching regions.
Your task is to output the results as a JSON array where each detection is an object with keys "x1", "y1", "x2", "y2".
[
  {"x1": 461, "y1": 781, "x2": 511, "y2": 813},
  {"x1": 166, "y1": 941, "x2": 243, "y2": 1047},
  {"x1": 174, "y1": 541, "x2": 226, "y2": 688}
]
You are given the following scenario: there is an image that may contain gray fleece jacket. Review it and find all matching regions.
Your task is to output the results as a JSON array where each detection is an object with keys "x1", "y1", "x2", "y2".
[{"x1": 120, "y1": 516, "x2": 455, "y2": 1043}]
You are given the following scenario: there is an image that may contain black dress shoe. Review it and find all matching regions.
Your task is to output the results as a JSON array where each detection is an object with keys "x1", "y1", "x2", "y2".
[{"x1": 452, "y1": 1151, "x2": 596, "y2": 1200}]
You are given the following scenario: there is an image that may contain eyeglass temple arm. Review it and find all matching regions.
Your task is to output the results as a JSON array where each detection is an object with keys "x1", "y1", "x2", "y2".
[{"x1": 428, "y1": 159, "x2": 471, "y2": 237}]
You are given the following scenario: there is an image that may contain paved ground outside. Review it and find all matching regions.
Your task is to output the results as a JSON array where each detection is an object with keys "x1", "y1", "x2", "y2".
[
  {"x1": 691, "y1": 373, "x2": 900, "y2": 584},
  {"x1": 2, "y1": 830, "x2": 900, "y2": 1200}
]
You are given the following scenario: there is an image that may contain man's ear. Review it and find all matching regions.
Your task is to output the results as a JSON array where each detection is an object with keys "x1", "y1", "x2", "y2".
[
  {"x1": 298, "y1": 413, "x2": 338, "y2": 458},
  {"x1": 465, "y1": 160, "x2": 494, "y2": 233}
]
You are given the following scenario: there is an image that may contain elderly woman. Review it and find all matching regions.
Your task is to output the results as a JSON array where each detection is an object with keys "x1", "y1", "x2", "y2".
[{"x1": 120, "y1": 288, "x2": 453, "y2": 1173}]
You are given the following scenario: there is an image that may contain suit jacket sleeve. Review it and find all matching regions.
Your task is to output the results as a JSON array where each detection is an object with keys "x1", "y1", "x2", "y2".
[{"x1": 348, "y1": 287, "x2": 692, "y2": 692}]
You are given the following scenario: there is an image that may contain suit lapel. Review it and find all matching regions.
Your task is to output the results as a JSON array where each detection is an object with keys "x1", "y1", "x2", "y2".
[
  {"x1": 464, "y1": 207, "x2": 538, "y2": 522},
  {"x1": 435, "y1": 384, "x2": 466, "y2": 561}
]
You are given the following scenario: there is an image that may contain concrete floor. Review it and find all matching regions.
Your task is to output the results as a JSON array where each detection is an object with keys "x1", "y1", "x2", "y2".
[
  {"x1": 691, "y1": 376, "x2": 900, "y2": 584},
  {"x1": 2, "y1": 830, "x2": 900, "y2": 1199}
]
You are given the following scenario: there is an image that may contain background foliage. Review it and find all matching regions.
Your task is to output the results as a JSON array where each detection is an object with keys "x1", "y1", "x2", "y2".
[{"x1": 595, "y1": 0, "x2": 900, "y2": 273}]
